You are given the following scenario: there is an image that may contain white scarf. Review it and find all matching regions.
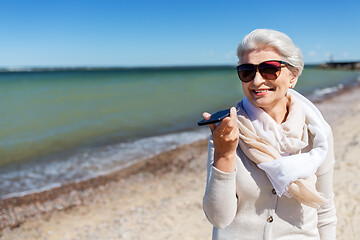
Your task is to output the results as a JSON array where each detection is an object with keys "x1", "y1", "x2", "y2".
[{"x1": 236, "y1": 89, "x2": 329, "y2": 208}]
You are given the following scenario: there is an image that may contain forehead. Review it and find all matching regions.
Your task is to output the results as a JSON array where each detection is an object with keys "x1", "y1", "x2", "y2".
[{"x1": 242, "y1": 47, "x2": 282, "y2": 64}]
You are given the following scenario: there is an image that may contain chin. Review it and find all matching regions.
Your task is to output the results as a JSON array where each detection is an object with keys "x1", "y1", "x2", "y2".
[
  {"x1": 252, "y1": 100, "x2": 272, "y2": 109},
  {"x1": 248, "y1": 95, "x2": 273, "y2": 107}
]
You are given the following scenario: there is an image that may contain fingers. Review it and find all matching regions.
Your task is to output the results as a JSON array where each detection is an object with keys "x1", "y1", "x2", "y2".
[
  {"x1": 229, "y1": 107, "x2": 237, "y2": 121},
  {"x1": 202, "y1": 112, "x2": 216, "y2": 133},
  {"x1": 202, "y1": 107, "x2": 238, "y2": 135},
  {"x1": 214, "y1": 116, "x2": 231, "y2": 134},
  {"x1": 211, "y1": 107, "x2": 239, "y2": 157},
  {"x1": 219, "y1": 107, "x2": 237, "y2": 130},
  {"x1": 202, "y1": 112, "x2": 211, "y2": 120}
]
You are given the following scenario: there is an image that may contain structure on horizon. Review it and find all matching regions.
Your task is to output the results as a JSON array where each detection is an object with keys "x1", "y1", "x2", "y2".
[{"x1": 320, "y1": 61, "x2": 360, "y2": 70}]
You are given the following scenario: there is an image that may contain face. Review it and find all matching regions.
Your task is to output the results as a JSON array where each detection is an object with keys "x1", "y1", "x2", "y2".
[{"x1": 241, "y1": 47, "x2": 298, "y2": 115}]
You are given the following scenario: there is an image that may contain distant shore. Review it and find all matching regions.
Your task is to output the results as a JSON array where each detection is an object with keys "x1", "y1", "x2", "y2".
[
  {"x1": 0, "y1": 65, "x2": 235, "y2": 73},
  {"x1": 1, "y1": 61, "x2": 359, "y2": 73},
  {"x1": 318, "y1": 61, "x2": 360, "y2": 70}
]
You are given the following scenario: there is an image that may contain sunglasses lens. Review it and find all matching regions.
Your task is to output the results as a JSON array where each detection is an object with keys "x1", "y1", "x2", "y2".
[
  {"x1": 237, "y1": 61, "x2": 285, "y2": 82},
  {"x1": 258, "y1": 61, "x2": 282, "y2": 80},
  {"x1": 237, "y1": 64, "x2": 256, "y2": 82}
]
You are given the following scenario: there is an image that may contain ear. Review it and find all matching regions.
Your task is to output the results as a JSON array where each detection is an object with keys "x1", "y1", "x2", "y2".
[{"x1": 289, "y1": 72, "x2": 299, "y2": 89}]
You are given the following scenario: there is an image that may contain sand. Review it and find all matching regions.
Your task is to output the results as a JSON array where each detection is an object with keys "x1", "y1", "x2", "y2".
[{"x1": 1, "y1": 87, "x2": 360, "y2": 240}]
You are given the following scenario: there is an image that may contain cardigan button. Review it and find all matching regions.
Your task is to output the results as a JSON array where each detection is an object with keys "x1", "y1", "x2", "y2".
[
  {"x1": 272, "y1": 189, "x2": 277, "y2": 195},
  {"x1": 267, "y1": 216, "x2": 273, "y2": 223}
]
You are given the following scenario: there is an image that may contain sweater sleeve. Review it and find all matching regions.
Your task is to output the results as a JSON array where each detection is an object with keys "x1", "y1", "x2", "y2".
[
  {"x1": 316, "y1": 127, "x2": 337, "y2": 240},
  {"x1": 202, "y1": 136, "x2": 238, "y2": 229}
]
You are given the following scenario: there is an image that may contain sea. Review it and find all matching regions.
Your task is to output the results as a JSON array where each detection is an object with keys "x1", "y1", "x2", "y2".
[{"x1": 0, "y1": 66, "x2": 359, "y2": 199}]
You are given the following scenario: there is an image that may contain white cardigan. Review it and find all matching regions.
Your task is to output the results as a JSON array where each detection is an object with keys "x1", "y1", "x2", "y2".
[{"x1": 203, "y1": 126, "x2": 337, "y2": 240}]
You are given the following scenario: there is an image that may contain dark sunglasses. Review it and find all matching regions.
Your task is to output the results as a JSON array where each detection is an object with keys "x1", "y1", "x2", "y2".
[{"x1": 236, "y1": 60, "x2": 290, "y2": 82}]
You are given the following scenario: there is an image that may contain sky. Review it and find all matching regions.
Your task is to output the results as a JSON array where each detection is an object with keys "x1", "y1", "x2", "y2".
[{"x1": 0, "y1": 0, "x2": 359, "y2": 67}]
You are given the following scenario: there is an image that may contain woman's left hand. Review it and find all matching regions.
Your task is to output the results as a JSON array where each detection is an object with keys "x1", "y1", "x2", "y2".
[{"x1": 203, "y1": 107, "x2": 239, "y2": 172}]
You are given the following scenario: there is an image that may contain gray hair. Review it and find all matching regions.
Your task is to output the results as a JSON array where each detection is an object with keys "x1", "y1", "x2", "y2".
[{"x1": 237, "y1": 29, "x2": 304, "y2": 77}]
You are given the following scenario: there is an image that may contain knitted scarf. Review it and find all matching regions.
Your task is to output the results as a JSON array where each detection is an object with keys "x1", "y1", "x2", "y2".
[{"x1": 235, "y1": 89, "x2": 329, "y2": 208}]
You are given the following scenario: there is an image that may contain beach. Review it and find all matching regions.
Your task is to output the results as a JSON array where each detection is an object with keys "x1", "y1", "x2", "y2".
[{"x1": 1, "y1": 85, "x2": 360, "y2": 240}]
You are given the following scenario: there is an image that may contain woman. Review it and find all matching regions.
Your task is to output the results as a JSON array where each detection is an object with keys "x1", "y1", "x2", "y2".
[{"x1": 202, "y1": 29, "x2": 337, "y2": 240}]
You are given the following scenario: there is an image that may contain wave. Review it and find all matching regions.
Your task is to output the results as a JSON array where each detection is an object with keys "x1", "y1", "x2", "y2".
[
  {"x1": 308, "y1": 71, "x2": 360, "y2": 101},
  {"x1": 0, "y1": 128, "x2": 210, "y2": 199}
]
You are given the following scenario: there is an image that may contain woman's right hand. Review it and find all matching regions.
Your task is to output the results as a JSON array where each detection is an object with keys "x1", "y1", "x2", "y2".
[{"x1": 202, "y1": 107, "x2": 239, "y2": 173}]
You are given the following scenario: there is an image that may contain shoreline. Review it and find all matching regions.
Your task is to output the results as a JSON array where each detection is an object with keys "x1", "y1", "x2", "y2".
[
  {"x1": 0, "y1": 127, "x2": 209, "y2": 200},
  {"x1": 1, "y1": 77, "x2": 360, "y2": 238},
  {"x1": 0, "y1": 140, "x2": 209, "y2": 230}
]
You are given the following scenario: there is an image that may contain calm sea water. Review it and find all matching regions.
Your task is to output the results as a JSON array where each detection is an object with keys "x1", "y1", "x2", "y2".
[{"x1": 0, "y1": 67, "x2": 359, "y2": 198}]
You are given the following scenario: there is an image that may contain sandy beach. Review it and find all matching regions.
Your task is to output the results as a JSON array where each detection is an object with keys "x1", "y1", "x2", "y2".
[{"x1": 1, "y1": 86, "x2": 360, "y2": 239}]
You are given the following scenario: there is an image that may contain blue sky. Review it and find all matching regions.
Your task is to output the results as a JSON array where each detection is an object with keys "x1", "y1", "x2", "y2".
[{"x1": 0, "y1": 0, "x2": 359, "y2": 67}]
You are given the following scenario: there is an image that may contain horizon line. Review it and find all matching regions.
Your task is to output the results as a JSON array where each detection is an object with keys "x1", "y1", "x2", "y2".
[{"x1": 1, "y1": 61, "x2": 359, "y2": 73}]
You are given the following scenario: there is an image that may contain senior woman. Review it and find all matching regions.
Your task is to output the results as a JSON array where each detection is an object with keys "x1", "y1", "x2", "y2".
[{"x1": 202, "y1": 29, "x2": 337, "y2": 240}]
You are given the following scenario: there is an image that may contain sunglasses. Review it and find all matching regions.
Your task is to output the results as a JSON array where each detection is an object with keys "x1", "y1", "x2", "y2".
[{"x1": 236, "y1": 60, "x2": 290, "y2": 82}]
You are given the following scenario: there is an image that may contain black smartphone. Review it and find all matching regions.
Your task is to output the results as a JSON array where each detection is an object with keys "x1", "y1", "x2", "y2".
[{"x1": 197, "y1": 108, "x2": 231, "y2": 126}]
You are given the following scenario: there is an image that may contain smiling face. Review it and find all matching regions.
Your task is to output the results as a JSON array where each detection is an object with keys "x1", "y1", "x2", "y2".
[{"x1": 241, "y1": 47, "x2": 298, "y2": 122}]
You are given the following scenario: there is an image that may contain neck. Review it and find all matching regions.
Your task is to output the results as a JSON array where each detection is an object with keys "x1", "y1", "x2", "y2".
[{"x1": 262, "y1": 98, "x2": 289, "y2": 124}]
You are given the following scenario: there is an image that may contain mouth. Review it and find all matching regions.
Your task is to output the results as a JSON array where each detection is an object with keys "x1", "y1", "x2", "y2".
[
  {"x1": 251, "y1": 88, "x2": 274, "y2": 96},
  {"x1": 252, "y1": 89, "x2": 273, "y2": 93},
  {"x1": 253, "y1": 89, "x2": 270, "y2": 93}
]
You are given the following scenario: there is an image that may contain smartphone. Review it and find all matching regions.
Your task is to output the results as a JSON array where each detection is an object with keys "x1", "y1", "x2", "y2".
[{"x1": 197, "y1": 108, "x2": 231, "y2": 126}]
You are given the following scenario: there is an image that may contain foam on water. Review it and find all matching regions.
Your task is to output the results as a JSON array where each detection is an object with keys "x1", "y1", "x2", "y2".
[
  {"x1": 309, "y1": 84, "x2": 345, "y2": 101},
  {"x1": 0, "y1": 128, "x2": 210, "y2": 199},
  {"x1": 308, "y1": 71, "x2": 360, "y2": 101}
]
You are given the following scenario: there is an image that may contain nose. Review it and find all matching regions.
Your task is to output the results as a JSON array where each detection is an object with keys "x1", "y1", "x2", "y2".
[{"x1": 252, "y1": 70, "x2": 265, "y2": 85}]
